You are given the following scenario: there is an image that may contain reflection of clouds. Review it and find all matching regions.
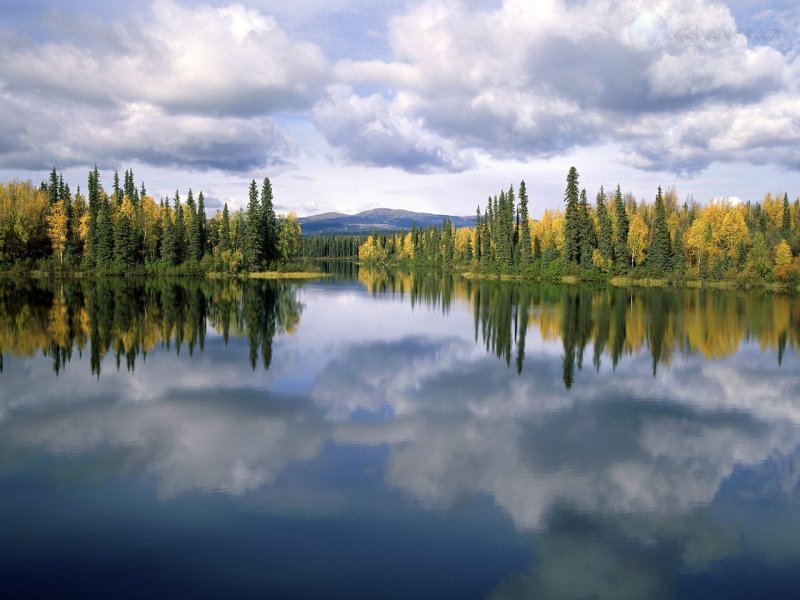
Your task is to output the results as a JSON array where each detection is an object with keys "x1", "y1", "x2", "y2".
[
  {"x1": 312, "y1": 338, "x2": 800, "y2": 530},
  {"x1": 3, "y1": 393, "x2": 325, "y2": 499},
  {"x1": 1, "y1": 309, "x2": 799, "y2": 537}
]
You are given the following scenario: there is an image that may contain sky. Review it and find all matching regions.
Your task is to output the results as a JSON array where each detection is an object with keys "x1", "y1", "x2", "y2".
[{"x1": 0, "y1": 0, "x2": 798, "y2": 216}]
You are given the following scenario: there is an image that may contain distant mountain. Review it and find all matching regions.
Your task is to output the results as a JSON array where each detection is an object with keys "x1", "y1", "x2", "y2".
[{"x1": 298, "y1": 208, "x2": 475, "y2": 235}]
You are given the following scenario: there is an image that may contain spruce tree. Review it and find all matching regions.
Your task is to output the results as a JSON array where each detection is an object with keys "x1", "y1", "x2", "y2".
[
  {"x1": 173, "y1": 191, "x2": 185, "y2": 264},
  {"x1": 244, "y1": 179, "x2": 263, "y2": 270},
  {"x1": 518, "y1": 180, "x2": 532, "y2": 266},
  {"x1": 220, "y1": 203, "x2": 231, "y2": 253},
  {"x1": 596, "y1": 187, "x2": 613, "y2": 262},
  {"x1": 613, "y1": 184, "x2": 629, "y2": 269},
  {"x1": 782, "y1": 193, "x2": 791, "y2": 240},
  {"x1": 648, "y1": 186, "x2": 671, "y2": 275},
  {"x1": 95, "y1": 199, "x2": 114, "y2": 267},
  {"x1": 563, "y1": 167, "x2": 580, "y2": 263},
  {"x1": 113, "y1": 170, "x2": 121, "y2": 205},
  {"x1": 114, "y1": 210, "x2": 135, "y2": 269},
  {"x1": 578, "y1": 188, "x2": 595, "y2": 267},
  {"x1": 261, "y1": 177, "x2": 278, "y2": 263},
  {"x1": 474, "y1": 205, "x2": 482, "y2": 262},
  {"x1": 161, "y1": 201, "x2": 177, "y2": 266},
  {"x1": 481, "y1": 206, "x2": 491, "y2": 266},
  {"x1": 197, "y1": 191, "x2": 207, "y2": 257},
  {"x1": 48, "y1": 168, "x2": 59, "y2": 205},
  {"x1": 186, "y1": 189, "x2": 201, "y2": 262},
  {"x1": 87, "y1": 167, "x2": 100, "y2": 266}
]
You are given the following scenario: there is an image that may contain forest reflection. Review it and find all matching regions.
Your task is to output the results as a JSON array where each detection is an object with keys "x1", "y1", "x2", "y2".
[
  {"x1": 0, "y1": 277, "x2": 302, "y2": 375},
  {"x1": 1, "y1": 270, "x2": 798, "y2": 385},
  {"x1": 358, "y1": 268, "x2": 800, "y2": 388}
]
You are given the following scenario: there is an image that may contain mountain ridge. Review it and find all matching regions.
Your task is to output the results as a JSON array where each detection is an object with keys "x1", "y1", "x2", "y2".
[{"x1": 298, "y1": 208, "x2": 475, "y2": 235}]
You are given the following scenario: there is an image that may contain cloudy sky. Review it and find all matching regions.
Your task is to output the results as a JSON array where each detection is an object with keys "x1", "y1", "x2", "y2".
[{"x1": 0, "y1": 0, "x2": 798, "y2": 215}]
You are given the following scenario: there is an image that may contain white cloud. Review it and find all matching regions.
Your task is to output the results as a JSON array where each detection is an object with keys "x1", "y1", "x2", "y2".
[{"x1": 313, "y1": 0, "x2": 799, "y2": 174}]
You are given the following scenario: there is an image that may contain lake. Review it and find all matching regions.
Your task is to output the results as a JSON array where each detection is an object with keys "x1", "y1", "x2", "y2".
[{"x1": 1, "y1": 268, "x2": 799, "y2": 599}]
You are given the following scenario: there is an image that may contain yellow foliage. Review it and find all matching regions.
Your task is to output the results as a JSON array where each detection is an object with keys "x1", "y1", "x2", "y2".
[
  {"x1": 627, "y1": 212, "x2": 649, "y2": 266},
  {"x1": 46, "y1": 199, "x2": 68, "y2": 265},
  {"x1": 774, "y1": 239, "x2": 793, "y2": 280}
]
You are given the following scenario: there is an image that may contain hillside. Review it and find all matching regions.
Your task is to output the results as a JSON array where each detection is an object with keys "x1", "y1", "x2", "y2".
[{"x1": 298, "y1": 208, "x2": 475, "y2": 235}]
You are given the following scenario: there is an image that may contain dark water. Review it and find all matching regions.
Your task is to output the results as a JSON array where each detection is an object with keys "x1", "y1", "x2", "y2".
[{"x1": 1, "y1": 268, "x2": 799, "y2": 599}]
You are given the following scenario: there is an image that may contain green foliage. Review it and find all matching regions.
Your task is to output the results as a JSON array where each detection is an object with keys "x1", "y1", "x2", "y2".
[
  {"x1": 518, "y1": 180, "x2": 532, "y2": 266},
  {"x1": 596, "y1": 187, "x2": 613, "y2": 262},
  {"x1": 613, "y1": 184, "x2": 629, "y2": 269},
  {"x1": 563, "y1": 166, "x2": 580, "y2": 263},
  {"x1": 647, "y1": 186, "x2": 671, "y2": 275}
]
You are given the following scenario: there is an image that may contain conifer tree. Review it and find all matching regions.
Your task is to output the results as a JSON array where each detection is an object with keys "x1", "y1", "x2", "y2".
[
  {"x1": 48, "y1": 168, "x2": 59, "y2": 205},
  {"x1": 114, "y1": 204, "x2": 135, "y2": 269},
  {"x1": 563, "y1": 167, "x2": 580, "y2": 263},
  {"x1": 113, "y1": 170, "x2": 121, "y2": 205},
  {"x1": 161, "y1": 201, "x2": 177, "y2": 266},
  {"x1": 95, "y1": 198, "x2": 114, "y2": 267},
  {"x1": 782, "y1": 193, "x2": 791, "y2": 240},
  {"x1": 261, "y1": 177, "x2": 278, "y2": 264},
  {"x1": 474, "y1": 205, "x2": 482, "y2": 262},
  {"x1": 244, "y1": 179, "x2": 263, "y2": 270},
  {"x1": 613, "y1": 184, "x2": 629, "y2": 269},
  {"x1": 173, "y1": 191, "x2": 185, "y2": 264},
  {"x1": 596, "y1": 187, "x2": 613, "y2": 262},
  {"x1": 186, "y1": 189, "x2": 202, "y2": 262},
  {"x1": 220, "y1": 203, "x2": 231, "y2": 253},
  {"x1": 578, "y1": 188, "x2": 595, "y2": 267},
  {"x1": 518, "y1": 180, "x2": 532, "y2": 266},
  {"x1": 648, "y1": 186, "x2": 671, "y2": 274},
  {"x1": 197, "y1": 191, "x2": 207, "y2": 257}
]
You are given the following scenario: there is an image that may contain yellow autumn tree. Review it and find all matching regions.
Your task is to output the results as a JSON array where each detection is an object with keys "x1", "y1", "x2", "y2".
[
  {"x1": 47, "y1": 199, "x2": 68, "y2": 266},
  {"x1": 627, "y1": 212, "x2": 649, "y2": 267},
  {"x1": 774, "y1": 239, "x2": 793, "y2": 280},
  {"x1": 397, "y1": 232, "x2": 414, "y2": 260}
]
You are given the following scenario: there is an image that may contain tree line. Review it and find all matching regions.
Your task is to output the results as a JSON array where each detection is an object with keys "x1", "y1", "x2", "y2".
[
  {"x1": 0, "y1": 168, "x2": 303, "y2": 274},
  {"x1": 352, "y1": 166, "x2": 800, "y2": 288}
]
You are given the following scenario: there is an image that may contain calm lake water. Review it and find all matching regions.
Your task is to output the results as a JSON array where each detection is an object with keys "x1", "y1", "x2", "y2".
[{"x1": 1, "y1": 267, "x2": 799, "y2": 599}]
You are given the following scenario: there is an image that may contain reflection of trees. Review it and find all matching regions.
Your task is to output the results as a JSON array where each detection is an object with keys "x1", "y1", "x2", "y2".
[
  {"x1": 0, "y1": 278, "x2": 303, "y2": 375},
  {"x1": 351, "y1": 273, "x2": 800, "y2": 389}
]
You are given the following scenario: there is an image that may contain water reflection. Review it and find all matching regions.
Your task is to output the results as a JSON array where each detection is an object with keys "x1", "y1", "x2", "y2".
[
  {"x1": 0, "y1": 277, "x2": 302, "y2": 375},
  {"x1": 3, "y1": 273, "x2": 796, "y2": 385},
  {"x1": 1, "y1": 271, "x2": 800, "y2": 597}
]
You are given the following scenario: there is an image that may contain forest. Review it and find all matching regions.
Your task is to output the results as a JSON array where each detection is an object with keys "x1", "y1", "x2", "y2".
[
  {"x1": 351, "y1": 167, "x2": 800, "y2": 289},
  {"x1": 0, "y1": 168, "x2": 302, "y2": 274}
]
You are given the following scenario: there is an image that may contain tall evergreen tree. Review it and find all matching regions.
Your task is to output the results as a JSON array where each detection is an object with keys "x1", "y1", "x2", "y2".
[
  {"x1": 186, "y1": 189, "x2": 202, "y2": 262},
  {"x1": 648, "y1": 186, "x2": 671, "y2": 274},
  {"x1": 596, "y1": 187, "x2": 613, "y2": 262},
  {"x1": 113, "y1": 170, "x2": 121, "y2": 205},
  {"x1": 578, "y1": 188, "x2": 595, "y2": 267},
  {"x1": 613, "y1": 184, "x2": 629, "y2": 269},
  {"x1": 260, "y1": 177, "x2": 278, "y2": 264},
  {"x1": 782, "y1": 192, "x2": 791, "y2": 240},
  {"x1": 161, "y1": 201, "x2": 177, "y2": 266},
  {"x1": 48, "y1": 168, "x2": 59, "y2": 205},
  {"x1": 114, "y1": 208, "x2": 135, "y2": 269},
  {"x1": 173, "y1": 191, "x2": 185, "y2": 264},
  {"x1": 244, "y1": 179, "x2": 263, "y2": 269},
  {"x1": 197, "y1": 191, "x2": 207, "y2": 257},
  {"x1": 518, "y1": 180, "x2": 532, "y2": 266},
  {"x1": 95, "y1": 198, "x2": 114, "y2": 267},
  {"x1": 219, "y1": 203, "x2": 231, "y2": 253},
  {"x1": 86, "y1": 167, "x2": 102, "y2": 266},
  {"x1": 474, "y1": 205, "x2": 482, "y2": 262},
  {"x1": 563, "y1": 166, "x2": 581, "y2": 263}
]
